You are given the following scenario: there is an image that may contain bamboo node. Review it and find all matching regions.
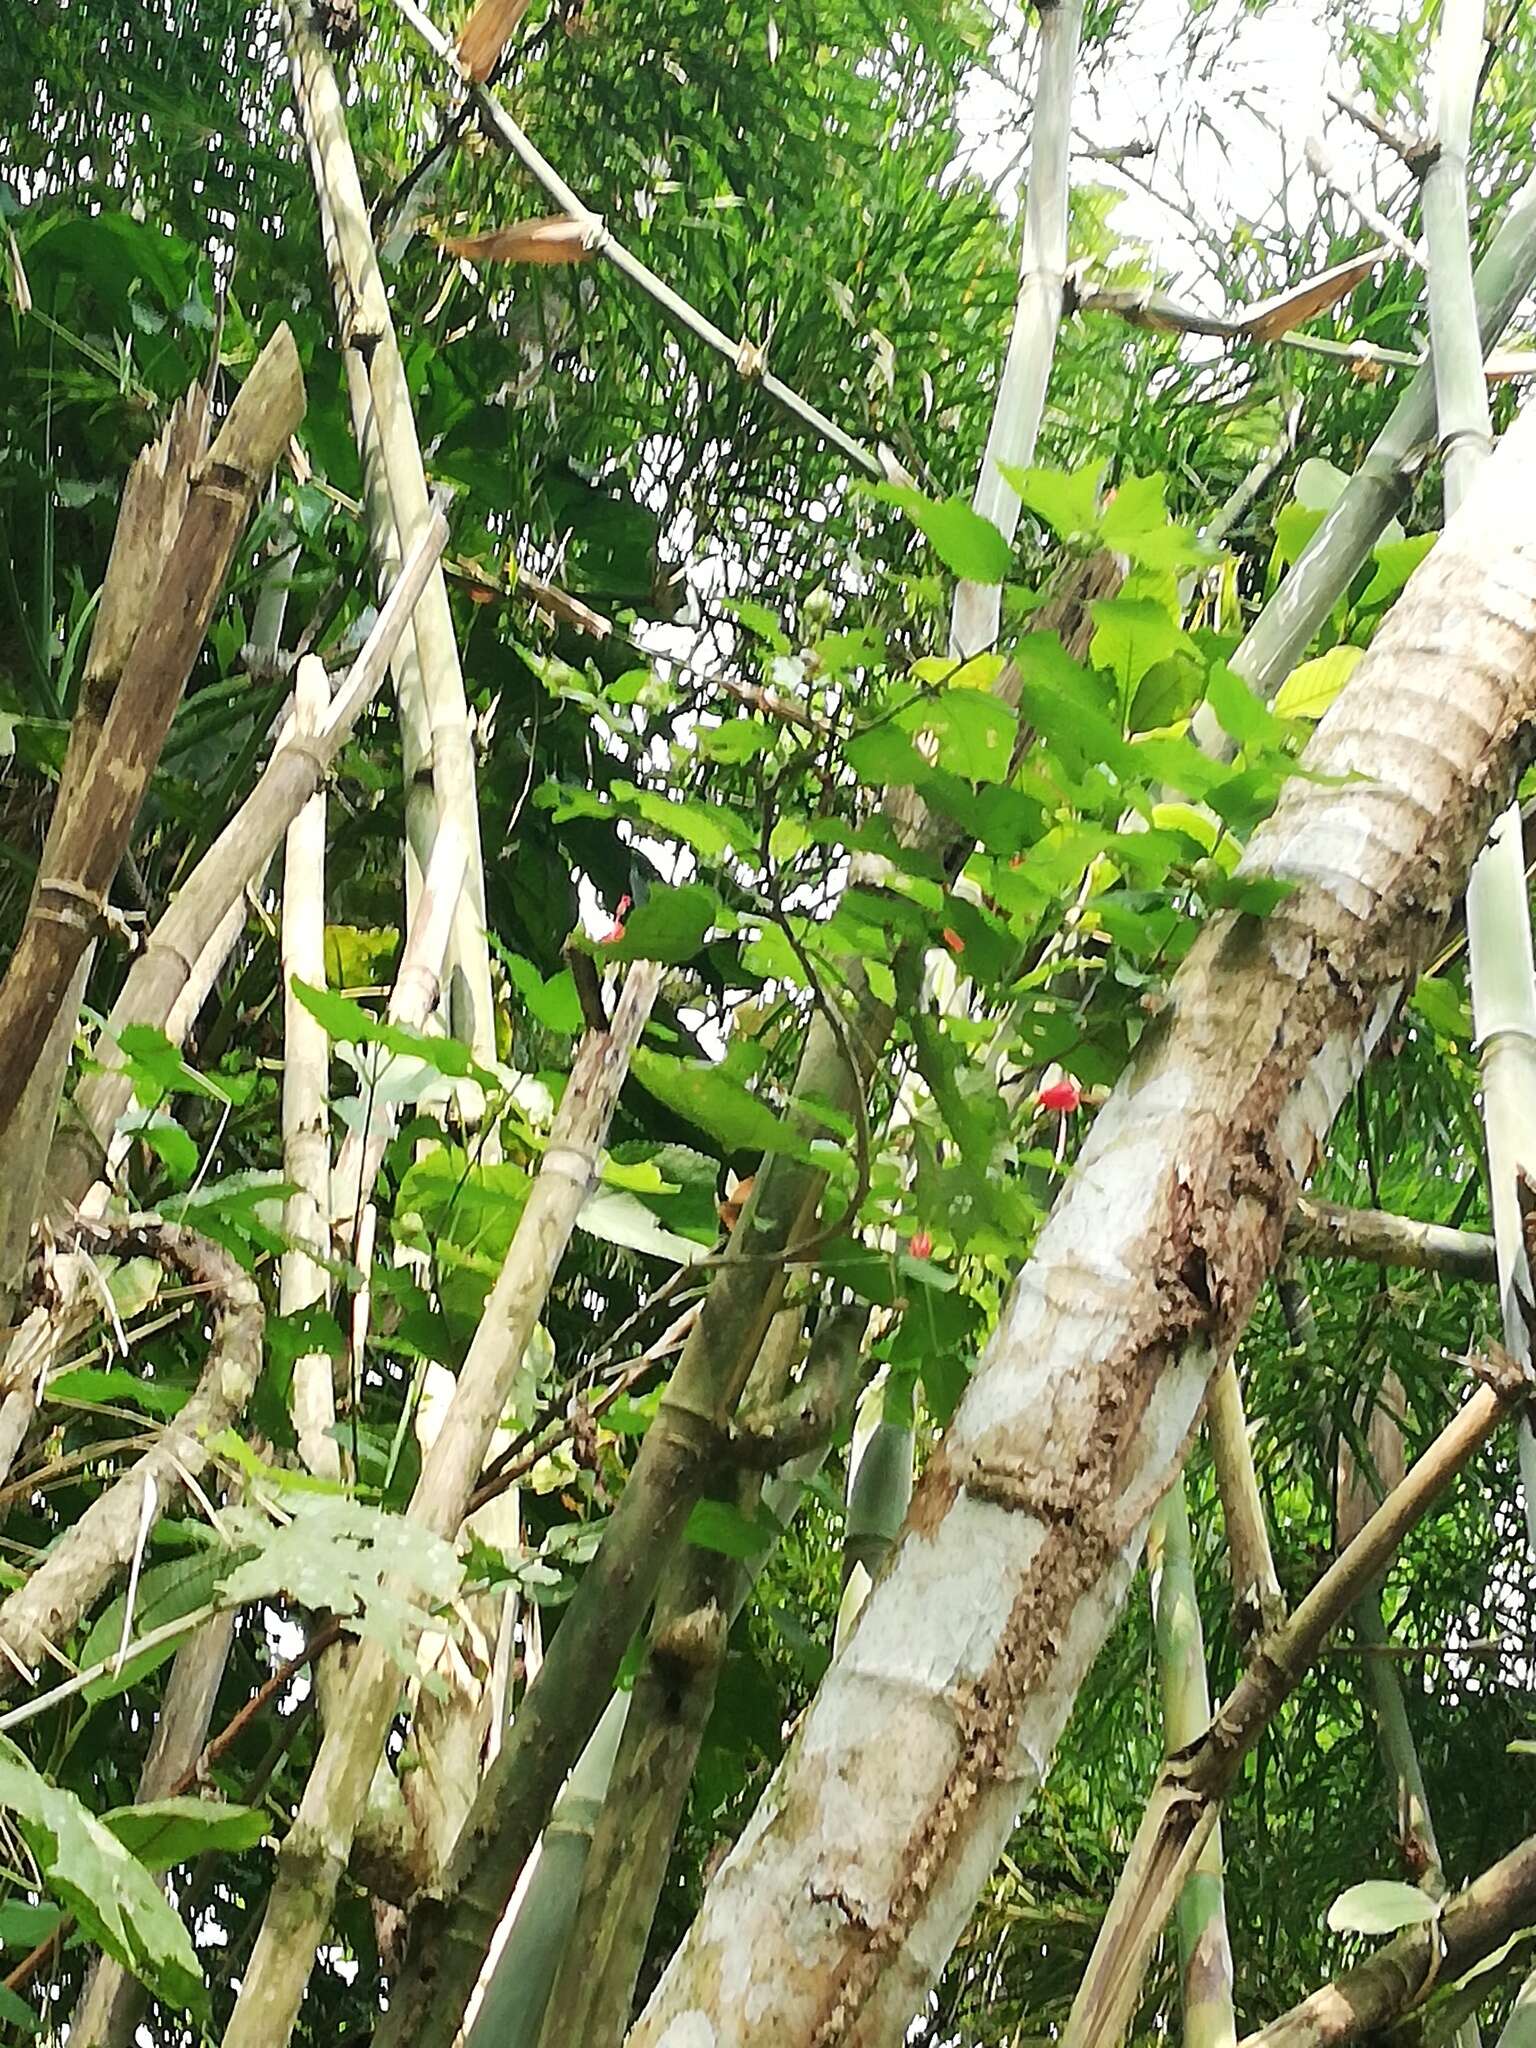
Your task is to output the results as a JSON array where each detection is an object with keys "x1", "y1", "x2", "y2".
[
  {"x1": 735, "y1": 337, "x2": 767, "y2": 380},
  {"x1": 541, "y1": 1144, "x2": 596, "y2": 1191},
  {"x1": 33, "y1": 877, "x2": 102, "y2": 935}
]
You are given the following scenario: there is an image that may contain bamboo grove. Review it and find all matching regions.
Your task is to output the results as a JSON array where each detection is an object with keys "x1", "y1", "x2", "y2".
[{"x1": 4, "y1": 0, "x2": 1536, "y2": 2043}]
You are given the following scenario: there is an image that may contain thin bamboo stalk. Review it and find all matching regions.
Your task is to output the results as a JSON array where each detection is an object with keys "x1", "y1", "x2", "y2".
[
  {"x1": 1231, "y1": 159, "x2": 1536, "y2": 701},
  {"x1": 385, "y1": 0, "x2": 887, "y2": 483},
  {"x1": 1204, "y1": 1362, "x2": 1285, "y2": 1637},
  {"x1": 285, "y1": 0, "x2": 496, "y2": 1066},
  {"x1": 952, "y1": 0, "x2": 1084, "y2": 659},
  {"x1": 1148, "y1": 1480, "x2": 1236, "y2": 2048},
  {"x1": 1064, "y1": 1363, "x2": 1522, "y2": 2048},
  {"x1": 48, "y1": 511, "x2": 447, "y2": 1211},
  {"x1": 218, "y1": 961, "x2": 662, "y2": 2048},
  {"x1": 281, "y1": 654, "x2": 339, "y2": 1486}
]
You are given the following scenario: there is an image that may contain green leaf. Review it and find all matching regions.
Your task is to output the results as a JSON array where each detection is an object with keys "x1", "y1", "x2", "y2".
[
  {"x1": 102, "y1": 1798, "x2": 268, "y2": 1870},
  {"x1": 50, "y1": 1365, "x2": 188, "y2": 1421},
  {"x1": 899, "y1": 689, "x2": 1018, "y2": 782},
  {"x1": 113, "y1": 1024, "x2": 227, "y2": 1106},
  {"x1": 1205, "y1": 662, "x2": 1293, "y2": 749},
  {"x1": 79, "y1": 1548, "x2": 237, "y2": 1702},
  {"x1": 1089, "y1": 597, "x2": 1181, "y2": 694},
  {"x1": 632, "y1": 1048, "x2": 805, "y2": 1159},
  {"x1": 0, "y1": 1737, "x2": 205, "y2": 2015},
  {"x1": 1326, "y1": 1880, "x2": 1438, "y2": 1935},
  {"x1": 868, "y1": 483, "x2": 1012, "y2": 581},
  {"x1": 501, "y1": 954, "x2": 585, "y2": 1035},
  {"x1": 138, "y1": 1113, "x2": 199, "y2": 1185},
  {"x1": 1274, "y1": 645, "x2": 1364, "y2": 719},
  {"x1": 685, "y1": 1498, "x2": 775, "y2": 1559},
  {"x1": 0, "y1": 1902, "x2": 61, "y2": 1950},
  {"x1": 997, "y1": 460, "x2": 1105, "y2": 540},
  {"x1": 591, "y1": 883, "x2": 720, "y2": 964},
  {"x1": 1360, "y1": 533, "x2": 1436, "y2": 608},
  {"x1": 1411, "y1": 975, "x2": 1473, "y2": 1042},
  {"x1": 290, "y1": 980, "x2": 493, "y2": 1085}
]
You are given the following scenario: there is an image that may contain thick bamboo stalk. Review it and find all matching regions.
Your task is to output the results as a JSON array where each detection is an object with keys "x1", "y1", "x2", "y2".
[
  {"x1": 1065, "y1": 1366, "x2": 1521, "y2": 2048},
  {"x1": 386, "y1": 0, "x2": 886, "y2": 483},
  {"x1": 48, "y1": 511, "x2": 447, "y2": 1211},
  {"x1": 286, "y1": 0, "x2": 496, "y2": 1064},
  {"x1": 0, "y1": 329, "x2": 303, "y2": 1143},
  {"x1": 1148, "y1": 1480, "x2": 1236, "y2": 2048},
  {"x1": 281, "y1": 654, "x2": 339, "y2": 1485},
  {"x1": 951, "y1": 0, "x2": 1084, "y2": 659},
  {"x1": 626, "y1": 405, "x2": 1536, "y2": 2047},
  {"x1": 1242, "y1": 1832, "x2": 1536, "y2": 2048},
  {"x1": 219, "y1": 962, "x2": 662, "y2": 2048},
  {"x1": 0, "y1": 1226, "x2": 263, "y2": 1690}
]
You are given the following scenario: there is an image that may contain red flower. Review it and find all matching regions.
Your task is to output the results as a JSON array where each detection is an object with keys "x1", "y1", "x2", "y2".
[
  {"x1": 1036, "y1": 1075, "x2": 1083, "y2": 1114},
  {"x1": 941, "y1": 926, "x2": 965, "y2": 955},
  {"x1": 908, "y1": 1229, "x2": 933, "y2": 1259},
  {"x1": 599, "y1": 894, "x2": 632, "y2": 945}
]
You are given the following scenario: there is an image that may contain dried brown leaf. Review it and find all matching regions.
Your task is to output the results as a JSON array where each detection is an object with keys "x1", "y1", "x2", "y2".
[
  {"x1": 438, "y1": 216, "x2": 592, "y2": 266},
  {"x1": 455, "y1": 0, "x2": 531, "y2": 81},
  {"x1": 1237, "y1": 246, "x2": 1388, "y2": 344}
]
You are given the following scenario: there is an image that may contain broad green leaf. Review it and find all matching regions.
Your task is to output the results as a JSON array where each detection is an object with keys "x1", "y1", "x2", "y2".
[
  {"x1": 1411, "y1": 975, "x2": 1473, "y2": 1042},
  {"x1": 1326, "y1": 1880, "x2": 1438, "y2": 1935},
  {"x1": 899, "y1": 689, "x2": 1017, "y2": 782},
  {"x1": 0, "y1": 1737, "x2": 205, "y2": 2015},
  {"x1": 998, "y1": 460, "x2": 1105, "y2": 540},
  {"x1": 79, "y1": 1548, "x2": 238, "y2": 1701},
  {"x1": 113, "y1": 1024, "x2": 227, "y2": 1106},
  {"x1": 1293, "y1": 456, "x2": 1350, "y2": 510},
  {"x1": 1274, "y1": 644, "x2": 1364, "y2": 718},
  {"x1": 290, "y1": 980, "x2": 494, "y2": 1085},
  {"x1": 500, "y1": 954, "x2": 585, "y2": 1036},
  {"x1": 1089, "y1": 597, "x2": 1181, "y2": 694},
  {"x1": 596, "y1": 883, "x2": 720, "y2": 964},
  {"x1": 1205, "y1": 662, "x2": 1292, "y2": 749},
  {"x1": 868, "y1": 483, "x2": 1012, "y2": 581},
  {"x1": 50, "y1": 1365, "x2": 188, "y2": 1422},
  {"x1": 685, "y1": 1498, "x2": 776, "y2": 1559},
  {"x1": 632, "y1": 1048, "x2": 806, "y2": 1158},
  {"x1": 1360, "y1": 533, "x2": 1436, "y2": 608},
  {"x1": 102, "y1": 1798, "x2": 268, "y2": 1870}
]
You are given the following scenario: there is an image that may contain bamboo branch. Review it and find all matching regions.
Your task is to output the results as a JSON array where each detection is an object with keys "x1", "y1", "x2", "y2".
[
  {"x1": 1063, "y1": 1359, "x2": 1525, "y2": 2048},
  {"x1": 0, "y1": 328, "x2": 303, "y2": 1145},
  {"x1": 48, "y1": 510, "x2": 447, "y2": 1212},
  {"x1": 1204, "y1": 1362, "x2": 1284, "y2": 1639},
  {"x1": 0, "y1": 1224, "x2": 263, "y2": 1691},
  {"x1": 384, "y1": 0, "x2": 888, "y2": 483},
  {"x1": 218, "y1": 961, "x2": 662, "y2": 2048},
  {"x1": 1285, "y1": 1198, "x2": 1496, "y2": 1280},
  {"x1": 1242, "y1": 1832, "x2": 1536, "y2": 2048}
]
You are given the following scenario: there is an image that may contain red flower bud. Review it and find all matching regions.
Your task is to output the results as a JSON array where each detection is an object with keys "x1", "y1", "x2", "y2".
[
  {"x1": 599, "y1": 894, "x2": 632, "y2": 945},
  {"x1": 1036, "y1": 1075, "x2": 1083, "y2": 1114},
  {"x1": 941, "y1": 926, "x2": 965, "y2": 955},
  {"x1": 908, "y1": 1229, "x2": 933, "y2": 1259}
]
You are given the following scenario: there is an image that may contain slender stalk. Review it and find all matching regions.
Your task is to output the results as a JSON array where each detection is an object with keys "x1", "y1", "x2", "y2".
[
  {"x1": 1064, "y1": 1366, "x2": 1521, "y2": 2048},
  {"x1": 837, "y1": 1366, "x2": 915, "y2": 1646},
  {"x1": 48, "y1": 511, "x2": 447, "y2": 1210},
  {"x1": 1148, "y1": 1480, "x2": 1235, "y2": 2048},
  {"x1": 1231, "y1": 159, "x2": 1536, "y2": 701},
  {"x1": 218, "y1": 962, "x2": 662, "y2": 2048},
  {"x1": 1241, "y1": 1832, "x2": 1536, "y2": 2048},
  {"x1": 1204, "y1": 1362, "x2": 1284, "y2": 1638},
  {"x1": 386, "y1": 0, "x2": 887, "y2": 483},
  {"x1": 281, "y1": 654, "x2": 339, "y2": 1485},
  {"x1": 285, "y1": 0, "x2": 496, "y2": 1064},
  {"x1": 951, "y1": 0, "x2": 1083, "y2": 659}
]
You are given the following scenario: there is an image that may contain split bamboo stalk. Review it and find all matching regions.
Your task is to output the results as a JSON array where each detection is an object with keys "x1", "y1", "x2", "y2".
[
  {"x1": 218, "y1": 960, "x2": 663, "y2": 2048},
  {"x1": 0, "y1": 1226, "x2": 263, "y2": 1692},
  {"x1": 281, "y1": 654, "x2": 340, "y2": 1486},
  {"x1": 386, "y1": 0, "x2": 887, "y2": 482},
  {"x1": 0, "y1": 389, "x2": 210, "y2": 1305},
  {"x1": 0, "y1": 328, "x2": 302, "y2": 1145},
  {"x1": 1064, "y1": 1361, "x2": 1524, "y2": 2048},
  {"x1": 952, "y1": 0, "x2": 1084, "y2": 660},
  {"x1": 48, "y1": 510, "x2": 447, "y2": 1211},
  {"x1": 1147, "y1": 1480, "x2": 1236, "y2": 2048},
  {"x1": 285, "y1": 0, "x2": 497, "y2": 1065},
  {"x1": 625, "y1": 406, "x2": 1536, "y2": 2047}
]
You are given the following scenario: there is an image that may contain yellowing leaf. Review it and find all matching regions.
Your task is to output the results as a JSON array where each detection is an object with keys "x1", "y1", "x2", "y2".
[
  {"x1": 910, "y1": 652, "x2": 1006, "y2": 691},
  {"x1": 1274, "y1": 644, "x2": 1364, "y2": 719}
]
